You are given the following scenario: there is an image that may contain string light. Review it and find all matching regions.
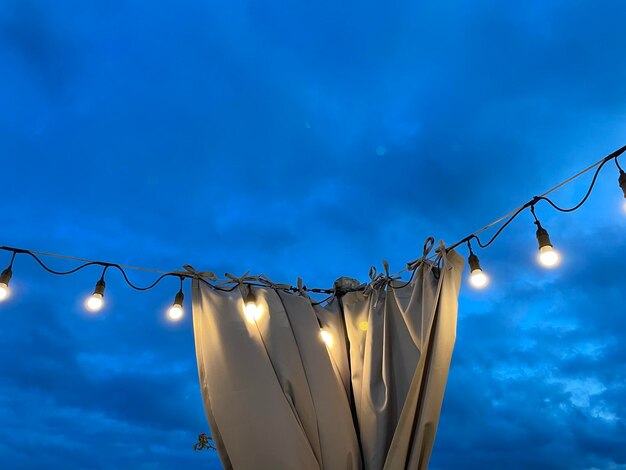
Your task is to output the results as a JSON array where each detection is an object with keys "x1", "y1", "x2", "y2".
[
  {"x1": 0, "y1": 144, "x2": 624, "y2": 314},
  {"x1": 243, "y1": 286, "x2": 261, "y2": 324},
  {"x1": 0, "y1": 267, "x2": 12, "y2": 301},
  {"x1": 358, "y1": 320, "x2": 369, "y2": 331},
  {"x1": 320, "y1": 329, "x2": 333, "y2": 347},
  {"x1": 532, "y1": 208, "x2": 560, "y2": 268},
  {"x1": 467, "y1": 241, "x2": 488, "y2": 288},
  {"x1": 167, "y1": 277, "x2": 184, "y2": 321},
  {"x1": 86, "y1": 268, "x2": 107, "y2": 312}
]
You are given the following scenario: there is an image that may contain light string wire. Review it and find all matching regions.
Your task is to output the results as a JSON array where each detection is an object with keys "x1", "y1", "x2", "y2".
[
  {"x1": 446, "y1": 143, "x2": 626, "y2": 252},
  {"x1": 1, "y1": 144, "x2": 625, "y2": 298},
  {"x1": 0, "y1": 245, "x2": 336, "y2": 296}
]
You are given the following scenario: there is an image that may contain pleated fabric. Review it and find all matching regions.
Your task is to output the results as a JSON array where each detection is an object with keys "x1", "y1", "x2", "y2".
[{"x1": 192, "y1": 248, "x2": 463, "y2": 470}]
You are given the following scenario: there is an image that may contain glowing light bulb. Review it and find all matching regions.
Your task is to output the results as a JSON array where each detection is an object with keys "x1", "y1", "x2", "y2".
[
  {"x1": 86, "y1": 293, "x2": 104, "y2": 311},
  {"x1": 167, "y1": 291, "x2": 184, "y2": 321},
  {"x1": 244, "y1": 303, "x2": 260, "y2": 323},
  {"x1": 467, "y1": 253, "x2": 488, "y2": 289},
  {"x1": 535, "y1": 221, "x2": 560, "y2": 269},
  {"x1": 469, "y1": 269, "x2": 489, "y2": 288},
  {"x1": 0, "y1": 282, "x2": 9, "y2": 301},
  {"x1": 86, "y1": 279, "x2": 106, "y2": 312},
  {"x1": 358, "y1": 320, "x2": 369, "y2": 331},
  {"x1": 167, "y1": 305, "x2": 183, "y2": 321},
  {"x1": 0, "y1": 268, "x2": 12, "y2": 302},
  {"x1": 243, "y1": 288, "x2": 261, "y2": 324},
  {"x1": 320, "y1": 329, "x2": 333, "y2": 347},
  {"x1": 538, "y1": 245, "x2": 560, "y2": 267}
]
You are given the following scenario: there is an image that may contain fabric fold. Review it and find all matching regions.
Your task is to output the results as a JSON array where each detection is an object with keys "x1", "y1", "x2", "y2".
[{"x1": 192, "y1": 247, "x2": 464, "y2": 470}]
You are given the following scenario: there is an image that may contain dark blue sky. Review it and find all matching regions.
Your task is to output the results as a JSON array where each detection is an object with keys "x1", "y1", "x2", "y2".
[{"x1": 1, "y1": 0, "x2": 626, "y2": 468}]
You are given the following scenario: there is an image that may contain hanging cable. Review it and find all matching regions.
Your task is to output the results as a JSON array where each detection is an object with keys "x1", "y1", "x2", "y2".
[
  {"x1": 447, "y1": 143, "x2": 626, "y2": 252},
  {"x1": 0, "y1": 143, "x2": 624, "y2": 299},
  {"x1": 533, "y1": 157, "x2": 609, "y2": 213}
]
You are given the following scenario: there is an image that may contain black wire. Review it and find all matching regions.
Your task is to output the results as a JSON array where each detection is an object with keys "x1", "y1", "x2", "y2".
[
  {"x1": 533, "y1": 157, "x2": 609, "y2": 213},
  {"x1": 389, "y1": 264, "x2": 420, "y2": 289},
  {"x1": 27, "y1": 252, "x2": 104, "y2": 275},
  {"x1": 5, "y1": 248, "x2": 180, "y2": 291},
  {"x1": 447, "y1": 146, "x2": 626, "y2": 253},
  {"x1": 8, "y1": 251, "x2": 17, "y2": 268},
  {"x1": 311, "y1": 294, "x2": 335, "y2": 306},
  {"x1": 529, "y1": 204, "x2": 540, "y2": 224},
  {"x1": 472, "y1": 203, "x2": 531, "y2": 249},
  {"x1": 2, "y1": 146, "x2": 625, "y2": 296},
  {"x1": 107, "y1": 264, "x2": 175, "y2": 291},
  {"x1": 464, "y1": 152, "x2": 625, "y2": 250}
]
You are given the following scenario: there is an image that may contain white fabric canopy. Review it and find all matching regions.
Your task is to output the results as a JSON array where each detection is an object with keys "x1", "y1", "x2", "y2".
[{"x1": 192, "y1": 247, "x2": 463, "y2": 469}]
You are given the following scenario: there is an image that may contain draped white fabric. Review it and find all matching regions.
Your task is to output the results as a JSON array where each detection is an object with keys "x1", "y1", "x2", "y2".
[{"x1": 192, "y1": 248, "x2": 463, "y2": 470}]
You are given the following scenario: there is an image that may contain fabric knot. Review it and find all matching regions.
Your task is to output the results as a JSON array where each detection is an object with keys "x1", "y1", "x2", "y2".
[
  {"x1": 257, "y1": 274, "x2": 291, "y2": 290},
  {"x1": 382, "y1": 259, "x2": 390, "y2": 278},
  {"x1": 423, "y1": 237, "x2": 435, "y2": 257},
  {"x1": 405, "y1": 236, "x2": 436, "y2": 271},
  {"x1": 224, "y1": 272, "x2": 249, "y2": 285},
  {"x1": 179, "y1": 265, "x2": 217, "y2": 281},
  {"x1": 296, "y1": 277, "x2": 308, "y2": 296},
  {"x1": 434, "y1": 240, "x2": 454, "y2": 271}
]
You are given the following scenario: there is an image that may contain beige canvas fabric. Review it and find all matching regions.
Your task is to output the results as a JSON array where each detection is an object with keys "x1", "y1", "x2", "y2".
[{"x1": 192, "y1": 248, "x2": 463, "y2": 470}]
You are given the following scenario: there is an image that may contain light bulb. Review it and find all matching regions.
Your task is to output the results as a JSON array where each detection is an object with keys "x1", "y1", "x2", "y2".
[
  {"x1": 538, "y1": 245, "x2": 560, "y2": 267},
  {"x1": 244, "y1": 302, "x2": 260, "y2": 324},
  {"x1": 0, "y1": 268, "x2": 13, "y2": 302},
  {"x1": 167, "y1": 305, "x2": 183, "y2": 321},
  {"x1": 0, "y1": 282, "x2": 9, "y2": 301},
  {"x1": 320, "y1": 329, "x2": 333, "y2": 347},
  {"x1": 358, "y1": 320, "x2": 369, "y2": 331},
  {"x1": 243, "y1": 288, "x2": 261, "y2": 324},
  {"x1": 86, "y1": 293, "x2": 104, "y2": 311},
  {"x1": 86, "y1": 278, "x2": 106, "y2": 312},
  {"x1": 467, "y1": 253, "x2": 488, "y2": 289},
  {"x1": 469, "y1": 269, "x2": 489, "y2": 288},
  {"x1": 167, "y1": 291, "x2": 184, "y2": 321},
  {"x1": 535, "y1": 222, "x2": 560, "y2": 268}
]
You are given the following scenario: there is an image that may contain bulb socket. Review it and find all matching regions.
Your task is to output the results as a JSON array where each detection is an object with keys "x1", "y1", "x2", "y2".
[
  {"x1": 619, "y1": 170, "x2": 626, "y2": 198},
  {"x1": 244, "y1": 288, "x2": 256, "y2": 306},
  {"x1": 173, "y1": 290, "x2": 184, "y2": 307},
  {"x1": 0, "y1": 268, "x2": 12, "y2": 285},
  {"x1": 535, "y1": 225, "x2": 553, "y2": 250},
  {"x1": 93, "y1": 279, "x2": 106, "y2": 296},
  {"x1": 468, "y1": 253, "x2": 482, "y2": 272}
]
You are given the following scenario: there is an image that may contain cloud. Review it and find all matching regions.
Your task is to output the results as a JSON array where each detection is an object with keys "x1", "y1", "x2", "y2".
[{"x1": 1, "y1": 0, "x2": 626, "y2": 468}]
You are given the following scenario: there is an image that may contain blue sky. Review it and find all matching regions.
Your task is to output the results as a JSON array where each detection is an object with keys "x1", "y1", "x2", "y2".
[{"x1": 1, "y1": 0, "x2": 626, "y2": 468}]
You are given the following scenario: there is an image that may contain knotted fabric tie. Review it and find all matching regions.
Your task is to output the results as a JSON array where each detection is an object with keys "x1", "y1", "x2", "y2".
[{"x1": 176, "y1": 264, "x2": 218, "y2": 281}]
